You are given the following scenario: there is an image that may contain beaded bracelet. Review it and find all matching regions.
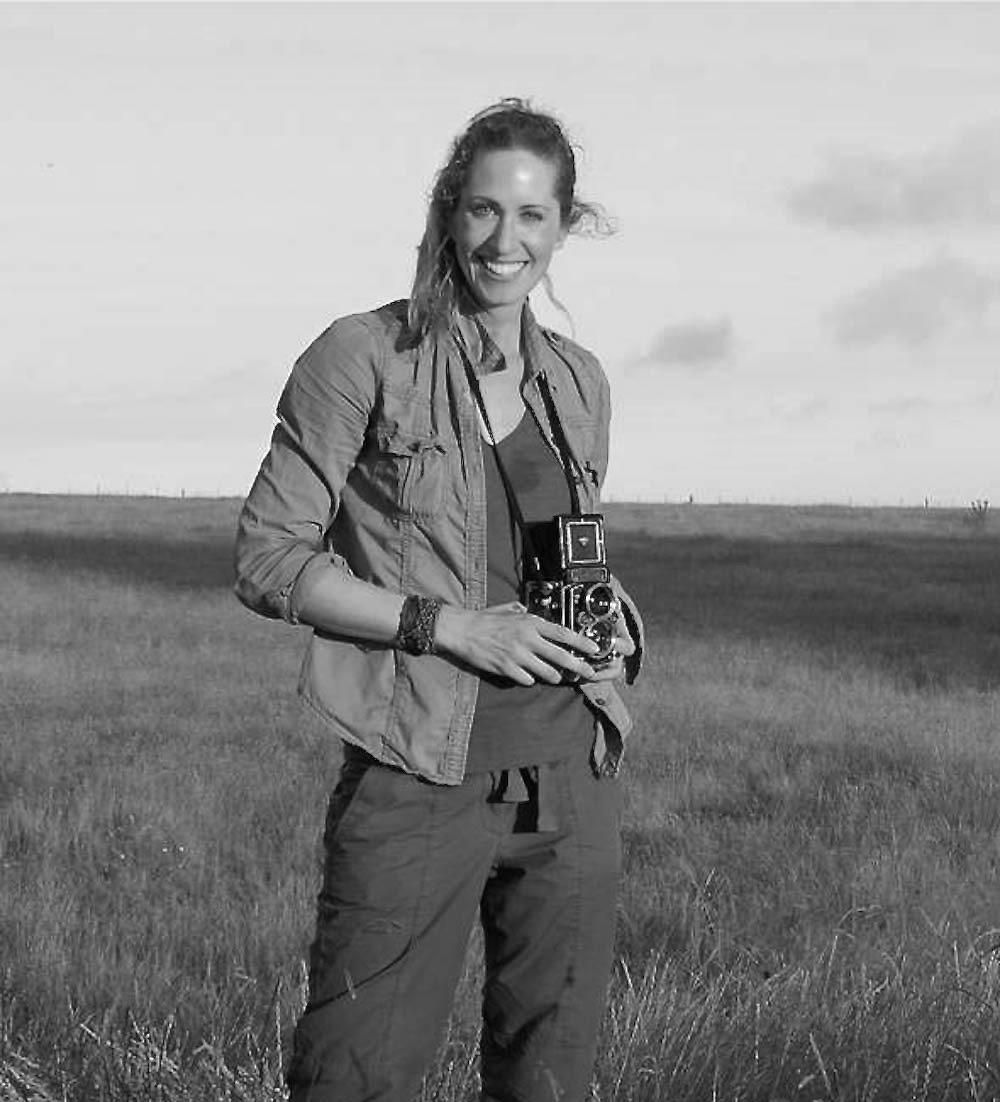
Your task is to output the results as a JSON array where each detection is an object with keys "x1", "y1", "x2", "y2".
[{"x1": 394, "y1": 594, "x2": 442, "y2": 656}]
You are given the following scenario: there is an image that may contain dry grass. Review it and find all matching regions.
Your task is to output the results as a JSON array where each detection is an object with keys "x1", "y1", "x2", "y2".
[{"x1": 2, "y1": 494, "x2": 1000, "y2": 1101}]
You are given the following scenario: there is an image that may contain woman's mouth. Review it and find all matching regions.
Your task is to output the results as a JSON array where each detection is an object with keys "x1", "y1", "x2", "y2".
[{"x1": 476, "y1": 257, "x2": 529, "y2": 281}]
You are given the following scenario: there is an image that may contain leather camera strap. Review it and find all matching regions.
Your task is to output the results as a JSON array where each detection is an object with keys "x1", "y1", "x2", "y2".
[{"x1": 534, "y1": 370, "x2": 582, "y2": 516}]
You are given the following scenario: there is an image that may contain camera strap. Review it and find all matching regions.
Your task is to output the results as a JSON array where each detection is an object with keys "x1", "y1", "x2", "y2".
[
  {"x1": 454, "y1": 331, "x2": 579, "y2": 578},
  {"x1": 534, "y1": 371, "x2": 582, "y2": 516}
]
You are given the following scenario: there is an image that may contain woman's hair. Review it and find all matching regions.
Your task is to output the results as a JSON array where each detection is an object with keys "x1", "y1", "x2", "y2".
[{"x1": 406, "y1": 98, "x2": 612, "y2": 343}]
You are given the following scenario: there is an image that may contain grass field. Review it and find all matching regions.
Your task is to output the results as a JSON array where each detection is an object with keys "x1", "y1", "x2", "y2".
[{"x1": 2, "y1": 494, "x2": 999, "y2": 1101}]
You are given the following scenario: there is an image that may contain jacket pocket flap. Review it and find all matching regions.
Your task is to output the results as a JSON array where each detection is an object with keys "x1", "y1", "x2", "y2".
[{"x1": 374, "y1": 422, "x2": 446, "y2": 457}]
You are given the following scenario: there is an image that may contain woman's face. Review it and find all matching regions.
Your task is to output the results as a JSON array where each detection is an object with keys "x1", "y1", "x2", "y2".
[{"x1": 449, "y1": 148, "x2": 568, "y2": 316}]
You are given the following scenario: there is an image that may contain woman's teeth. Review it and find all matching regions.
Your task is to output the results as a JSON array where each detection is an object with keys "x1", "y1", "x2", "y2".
[{"x1": 479, "y1": 258, "x2": 528, "y2": 278}]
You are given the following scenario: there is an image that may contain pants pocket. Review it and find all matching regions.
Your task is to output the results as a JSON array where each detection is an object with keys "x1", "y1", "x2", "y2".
[{"x1": 320, "y1": 750, "x2": 374, "y2": 850}]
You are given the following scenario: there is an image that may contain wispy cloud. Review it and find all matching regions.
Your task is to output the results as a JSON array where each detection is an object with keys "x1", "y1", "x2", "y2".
[
  {"x1": 788, "y1": 120, "x2": 1000, "y2": 231},
  {"x1": 869, "y1": 390, "x2": 999, "y2": 415},
  {"x1": 639, "y1": 317, "x2": 735, "y2": 369},
  {"x1": 868, "y1": 396, "x2": 935, "y2": 416},
  {"x1": 771, "y1": 396, "x2": 832, "y2": 423},
  {"x1": 828, "y1": 253, "x2": 1000, "y2": 347}
]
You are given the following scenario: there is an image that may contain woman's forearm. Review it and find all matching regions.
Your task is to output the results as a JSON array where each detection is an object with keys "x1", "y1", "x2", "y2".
[
  {"x1": 292, "y1": 565, "x2": 407, "y2": 643},
  {"x1": 292, "y1": 565, "x2": 618, "y2": 690}
]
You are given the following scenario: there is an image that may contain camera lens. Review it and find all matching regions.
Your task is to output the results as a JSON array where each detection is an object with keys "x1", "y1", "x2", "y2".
[
  {"x1": 583, "y1": 619, "x2": 615, "y2": 658},
  {"x1": 584, "y1": 583, "x2": 616, "y2": 619}
]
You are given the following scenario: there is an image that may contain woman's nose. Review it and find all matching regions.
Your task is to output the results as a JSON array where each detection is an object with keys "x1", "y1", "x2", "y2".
[{"x1": 491, "y1": 214, "x2": 517, "y2": 254}]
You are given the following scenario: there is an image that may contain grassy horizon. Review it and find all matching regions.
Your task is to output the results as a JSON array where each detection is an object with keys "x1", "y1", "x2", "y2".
[{"x1": 2, "y1": 495, "x2": 999, "y2": 1100}]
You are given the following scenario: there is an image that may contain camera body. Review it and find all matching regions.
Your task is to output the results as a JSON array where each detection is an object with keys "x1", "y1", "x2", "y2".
[{"x1": 522, "y1": 513, "x2": 621, "y2": 666}]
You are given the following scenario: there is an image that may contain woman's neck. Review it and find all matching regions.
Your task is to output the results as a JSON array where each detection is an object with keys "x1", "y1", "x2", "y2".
[{"x1": 475, "y1": 305, "x2": 524, "y2": 371}]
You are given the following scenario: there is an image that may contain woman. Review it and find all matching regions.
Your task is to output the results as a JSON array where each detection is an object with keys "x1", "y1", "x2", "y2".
[{"x1": 235, "y1": 99, "x2": 644, "y2": 1102}]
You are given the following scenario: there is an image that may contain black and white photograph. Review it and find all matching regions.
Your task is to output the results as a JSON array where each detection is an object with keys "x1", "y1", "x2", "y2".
[{"x1": 2, "y1": 3, "x2": 999, "y2": 1100}]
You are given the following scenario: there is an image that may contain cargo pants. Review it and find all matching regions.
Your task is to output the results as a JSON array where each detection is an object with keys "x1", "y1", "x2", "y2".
[{"x1": 286, "y1": 742, "x2": 622, "y2": 1102}]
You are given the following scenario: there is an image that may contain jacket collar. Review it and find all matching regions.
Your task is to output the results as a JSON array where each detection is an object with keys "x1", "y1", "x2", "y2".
[{"x1": 451, "y1": 302, "x2": 551, "y2": 382}]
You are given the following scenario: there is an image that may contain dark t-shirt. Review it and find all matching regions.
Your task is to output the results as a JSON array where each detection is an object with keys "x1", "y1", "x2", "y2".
[{"x1": 464, "y1": 409, "x2": 594, "y2": 772}]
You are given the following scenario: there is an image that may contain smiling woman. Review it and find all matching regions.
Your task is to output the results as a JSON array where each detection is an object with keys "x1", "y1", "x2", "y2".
[
  {"x1": 233, "y1": 98, "x2": 643, "y2": 1102},
  {"x1": 450, "y1": 147, "x2": 567, "y2": 315},
  {"x1": 408, "y1": 100, "x2": 611, "y2": 355}
]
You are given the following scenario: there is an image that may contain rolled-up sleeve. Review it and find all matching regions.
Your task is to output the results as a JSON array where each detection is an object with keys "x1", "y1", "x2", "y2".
[
  {"x1": 611, "y1": 574, "x2": 645, "y2": 684},
  {"x1": 233, "y1": 315, "x2": 381, "y2": 622}
]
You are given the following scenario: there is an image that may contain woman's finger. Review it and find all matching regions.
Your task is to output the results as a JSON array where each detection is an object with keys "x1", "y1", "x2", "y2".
[
  {"x1": 530, "y1": 615, "x2": 601, "y2": 657},
  {"x1": 614, "y1": 628, "x2": 636, "y2": 657},
  {"x1": 579, "y1": 655, "x2": 625, "y2": 683},
  {"x1": 518, "y1": 655, "x2": 565, "y2": 685},
  {"x1": 534, "y1": 636, "x2": 598, "y2": 677}
]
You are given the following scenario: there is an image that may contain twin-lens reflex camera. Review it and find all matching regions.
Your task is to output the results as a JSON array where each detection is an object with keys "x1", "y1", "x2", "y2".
[{"x1": 522, "y1": 513, "x2": 621, "y2": 667}]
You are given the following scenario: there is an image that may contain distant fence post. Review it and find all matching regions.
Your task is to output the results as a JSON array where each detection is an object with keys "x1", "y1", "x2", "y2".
[{"x1": 969, "y1": 499, "x2": 990, "y2": 529}]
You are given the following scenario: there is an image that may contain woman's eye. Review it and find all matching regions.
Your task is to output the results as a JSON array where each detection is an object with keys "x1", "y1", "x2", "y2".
[
  {"x1": 522, "y1": 210, "x2": 545, "y2": 223},
  {"x1": 469, "y1": 203, "x2": 494, "y2": 218}
]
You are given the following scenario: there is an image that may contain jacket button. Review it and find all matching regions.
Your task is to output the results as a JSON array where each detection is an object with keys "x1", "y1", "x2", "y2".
[{"x1": 593, "y1": 694, "x2": 607, "y2": 706}]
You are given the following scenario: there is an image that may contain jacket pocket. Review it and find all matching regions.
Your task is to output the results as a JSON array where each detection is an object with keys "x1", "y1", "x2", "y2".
[{"x1": 369, "y1": 422, "x2": 449, "y2": 518}]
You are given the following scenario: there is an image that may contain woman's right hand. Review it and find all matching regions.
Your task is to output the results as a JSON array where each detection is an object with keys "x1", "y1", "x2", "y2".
[{"x1": 433, "y1": 601, "x2": 601, "y2": 686}]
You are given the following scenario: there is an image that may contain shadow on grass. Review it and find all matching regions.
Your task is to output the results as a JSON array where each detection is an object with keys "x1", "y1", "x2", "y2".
[
  {"x1": 0, "y1": 529, "x2": 235, "y2": 592},
  {"x1": 3, "y1": 501, "x2": 998, "y2": 690},
  {"x1": 611, "y1": 530, "x2": 1000, "y2": 693}
]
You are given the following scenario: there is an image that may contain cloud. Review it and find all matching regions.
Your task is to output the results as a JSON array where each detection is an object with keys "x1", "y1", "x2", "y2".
[
  {"x1": 642, "y1": 316, "x2": 735, "y2": 368},
  {"x1": 766, "y1": 395, "x2": 833, "y2": 423},
  {"x1": 868, "y1": 396, "x2": 934, "y2": 416},
  {"x1": 828, "y1": 253, "x2": 1000, "y2": 347},
  {"x1": 869, "y1": 390, "x2": 999, "y2": 415},
  {"x1": 797, "y1": 397, "x2": 830, "y2": 420},
  {"x1": 788, "y1": 120, "x2": 1000, "y2": 231}
]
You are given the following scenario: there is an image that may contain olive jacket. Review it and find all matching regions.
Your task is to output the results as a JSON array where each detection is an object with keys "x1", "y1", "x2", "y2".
[{"x1": 234, "y1": 300, "x2": 643, "y2": 784}]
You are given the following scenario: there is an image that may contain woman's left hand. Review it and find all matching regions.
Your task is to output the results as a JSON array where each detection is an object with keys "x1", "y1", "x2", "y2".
[{"x1": 576, "y1": 617, "x2": 636, "y2": 684}]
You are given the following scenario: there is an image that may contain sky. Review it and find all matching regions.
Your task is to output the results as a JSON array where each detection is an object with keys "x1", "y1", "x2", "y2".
[{"x1": 2, "y1": 1, "x2": 999, "y2": 505}]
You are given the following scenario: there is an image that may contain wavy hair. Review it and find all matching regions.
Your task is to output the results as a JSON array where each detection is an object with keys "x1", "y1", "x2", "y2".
[{"x1": 406, "y1": 98, "x2": 613, "y2": 344}]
